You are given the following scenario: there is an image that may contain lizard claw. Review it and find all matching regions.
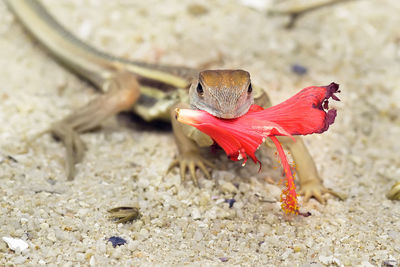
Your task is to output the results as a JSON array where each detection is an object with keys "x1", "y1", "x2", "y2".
[
  {"x1": 298, "y1": 179, "x2": 346, "y2": 204},
  {"x1": 167, "y1": 152, "x2": 215, "y2": 186},
  {"x1": 108, "y1": 206, "x2": 140, "y2": 224}
]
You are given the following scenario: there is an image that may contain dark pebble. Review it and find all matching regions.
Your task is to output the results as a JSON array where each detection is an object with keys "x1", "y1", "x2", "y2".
[
  {"x1": 107, "y1": 236, "x2": 127, "y2": 248},
  {"x1": 225, "y1": 198, "x2": 236, "y2": 208},
  {"x1": 291, "y1": 64, "x2": 308, "y2": 75},
  {"x1": 382, "y1": 259, "x2": 397, "y2": 267},
  {"x1": 219, "y1": 257, "x2": 228, "y2": 262}
]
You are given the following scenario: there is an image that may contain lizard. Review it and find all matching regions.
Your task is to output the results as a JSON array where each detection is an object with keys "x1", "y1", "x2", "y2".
[{"x1": 6, "y1": 0, "x2": 339, "y2": 222}]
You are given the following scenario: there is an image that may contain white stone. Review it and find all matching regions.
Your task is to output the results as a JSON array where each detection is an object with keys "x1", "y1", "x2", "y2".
[
  {"x1": 89, "y1": 256, "x2": 96, "y2": 267},
  {"x1": 191, "y1": 208, "x2": 201, "y2": 220},
  {"x1": 39, "y1": 223, "x2": 49, "y2": 230},
  {"x1": 2, "y1": 236, "x2": 29, "y2": 252}
]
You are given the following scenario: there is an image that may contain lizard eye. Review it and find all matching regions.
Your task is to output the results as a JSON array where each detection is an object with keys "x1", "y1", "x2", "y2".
[
  {"x1": 248, "y1": 83, "x2": 253, "y2": 93},
  {"x1": 196, "y1": 83, "x2": 204, "y2": 96}
]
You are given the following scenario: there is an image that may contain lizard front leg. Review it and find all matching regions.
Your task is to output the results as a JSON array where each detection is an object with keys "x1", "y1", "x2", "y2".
[
  {"x1": 49, "y1": 71, "x2": 140, "y2": 180},
  {"x1": 168, "y1": 103, "x2": 215, "y2": 186}
]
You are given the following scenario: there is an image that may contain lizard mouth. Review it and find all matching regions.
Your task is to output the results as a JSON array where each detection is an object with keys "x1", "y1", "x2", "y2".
[
  {"x1": 191, "y1": 101, "x2": 253, "y2": 120},
  {"x1": 205, "y1": 104, "x2": 252, "y2": 119},
  {"x1": 213, "y1": 112, "x2": 239, "y2": 119}
]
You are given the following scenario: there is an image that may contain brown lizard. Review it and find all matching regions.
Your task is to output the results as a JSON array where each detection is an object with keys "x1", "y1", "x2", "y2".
[{"x1": 6, "y1": 0, "x2": 339, "y2": 222}]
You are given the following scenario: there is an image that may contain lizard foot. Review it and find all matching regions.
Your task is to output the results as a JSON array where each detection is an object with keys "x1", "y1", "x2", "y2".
[
  {"x1": 387, "y1": 182, "x2": 400, "y2": 200},
  {"x1": 298, "y1": 179, "x2": 346, "y2": 204},
  {"x1": 50, "y1": 121, "x2": 86, "y2": 181},
  {"x1": 108, "y1": 207, "x2": 140, "y2": 224},
  {"x1": 47, "y1": 75, "x2": 140, "y2": 180},
  {"x1": 49, "y1": 97, "x2": 119, "y2": 180},
  {"x1": 167, "y1": 152, "x2": 215, "y2": 187}
]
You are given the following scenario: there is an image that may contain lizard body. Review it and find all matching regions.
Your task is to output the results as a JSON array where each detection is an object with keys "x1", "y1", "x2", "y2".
[{"x1": 6, "y1": 0, "x2": 338, "y2": 221}]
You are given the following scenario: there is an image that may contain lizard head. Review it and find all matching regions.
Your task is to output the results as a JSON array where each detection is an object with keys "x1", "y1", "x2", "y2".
[{"x1": 189, "y1": 69, "x2": 254, "y2": 119}]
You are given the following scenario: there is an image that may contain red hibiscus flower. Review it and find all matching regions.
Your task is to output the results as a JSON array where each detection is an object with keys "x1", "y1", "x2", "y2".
[{"x1": 176, "y1": 83, "x2": 340, "y2": 214}]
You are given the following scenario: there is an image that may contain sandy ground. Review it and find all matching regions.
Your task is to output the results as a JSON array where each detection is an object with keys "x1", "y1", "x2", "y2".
[{"x1": 1, "y1": 0, "x2": 400, "y2": 266}]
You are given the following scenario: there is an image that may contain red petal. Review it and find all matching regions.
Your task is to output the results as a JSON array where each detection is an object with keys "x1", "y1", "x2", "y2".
[
  {"x1": 247, "y1": 83, "x2": 340, "y2": 135},
  {"x1": 176, "y1": 108, "x2": 293, "y2": 164}
]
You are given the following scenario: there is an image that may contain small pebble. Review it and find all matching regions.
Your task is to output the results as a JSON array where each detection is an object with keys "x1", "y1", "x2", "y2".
[
  {"x1": 224, "y1": 198, "x2": 236, "y2": 208},
  {"x1": 40, "y1": 223, "x2": 49, "y2": 230},
  {"x1": 382, "y1": 259, "x2": 397, "y2": 267},
  {"x1": 293, "y1": 246, "x2": 301, "y2": 253},
  {"x1": 193, "y1": 230, "x2": 203, "y2": 241},
  {"x1": 89, "y1": 256, "x2": 96, "y2": 266},
  {"x1": 191, "y1": 208, "x2": 201, "y2": 220},
  {"x1": 2, "y1": 237, "x2": 29, "y2": 252},
  {"x1": 220, "y1": 182, "x2": 238, "y2": 194},
  {"x1": 219, "y1": 257, "x2": 229, "y2": 262},
  {"x1": 107, "y1": 236, "x2": 127, "y2": 248},
  {"x1": 291, "y1": 64, "x2": 308, "y2": 75},
  {"x1": 187, "y1": 4, "x2": 209, "y2": 16}
]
